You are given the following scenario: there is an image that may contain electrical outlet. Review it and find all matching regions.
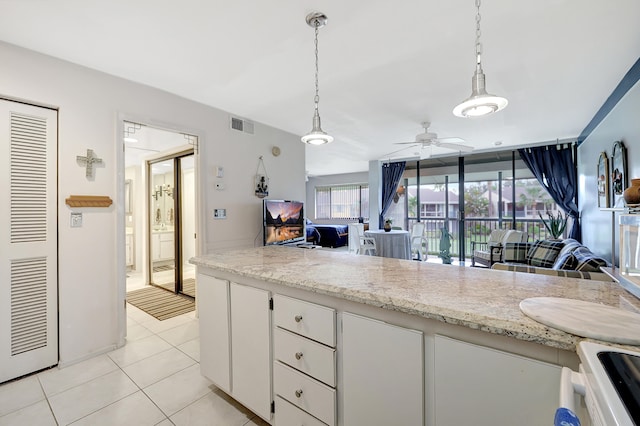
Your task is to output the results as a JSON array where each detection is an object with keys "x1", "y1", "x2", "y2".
[
  {"x1": 70, "y1": 212, "x2": 83, "y2": 228},
  {"x1": 216, "y1": 182, "x2": 225, "y2": 190},
  {"x1": 214, "y1": 209, "x2": 226, "y2": 219}
]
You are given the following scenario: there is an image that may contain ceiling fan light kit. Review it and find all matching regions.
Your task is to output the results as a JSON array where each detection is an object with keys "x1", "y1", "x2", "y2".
[
  {"x1": 301, "y1": 12, "x2": 333, "y2": 145},
  {"x1": 453, "y1": 0, "x2": 508, "y2": 118}
]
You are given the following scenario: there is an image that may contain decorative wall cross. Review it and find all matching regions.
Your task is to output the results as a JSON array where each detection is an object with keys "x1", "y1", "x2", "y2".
[{"x1": 76, "y1": 149, "x2": 103, "y2": 178}]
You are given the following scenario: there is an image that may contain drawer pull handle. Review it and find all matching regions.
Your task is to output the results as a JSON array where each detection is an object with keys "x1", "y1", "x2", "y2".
[
  {"x1": 295, "y1": 352, "x2": 303, "y2": 360},
  {"x1": 294, "y1": 315, "x2": 303, "y2": 323},
  {"x1": 295, "y1": 389, "x2": 303, "y2": 398}
]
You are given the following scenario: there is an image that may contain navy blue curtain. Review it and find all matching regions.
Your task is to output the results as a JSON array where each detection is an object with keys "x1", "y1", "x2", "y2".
[
  {"x1": 379, "y1": 161, "x2": 406, "y2": 228},
  {"x1": 518, "y1": 145, "x2": 581, "y2": 241}
]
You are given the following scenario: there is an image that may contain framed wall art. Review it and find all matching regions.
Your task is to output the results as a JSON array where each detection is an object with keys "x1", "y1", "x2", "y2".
[
  {"x1": 597, "y1": 151, "x2": 610, "y2": 208},
  {"x1": 610, "y1": 140, "x2": 627, "y2": 207}
]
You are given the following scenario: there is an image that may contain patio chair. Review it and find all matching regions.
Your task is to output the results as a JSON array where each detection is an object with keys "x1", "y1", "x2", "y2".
[
  {"x1": 410, "y1": 222, "x2": 428, "y2": 261},
  {"x1": 349, "y1": 223, "x2": 376, "y2": 256},
  {"x1": 471, "y1": 230, "x2": 527, "y2": 267}
]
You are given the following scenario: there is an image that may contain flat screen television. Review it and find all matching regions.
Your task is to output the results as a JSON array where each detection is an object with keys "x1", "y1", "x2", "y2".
[{"x1": 263, "y1": 199, "x2": 305, "y2": 246}]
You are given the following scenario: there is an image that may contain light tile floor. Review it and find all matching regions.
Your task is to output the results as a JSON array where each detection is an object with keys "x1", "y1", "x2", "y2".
[{"x1": 0, "y1": 304, "x2": 269, "y2": 426}]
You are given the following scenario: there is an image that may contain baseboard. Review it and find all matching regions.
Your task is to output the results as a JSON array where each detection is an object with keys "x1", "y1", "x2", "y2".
[{"x1": 57, "y1": 344, "x2": 118, "y2": 369}]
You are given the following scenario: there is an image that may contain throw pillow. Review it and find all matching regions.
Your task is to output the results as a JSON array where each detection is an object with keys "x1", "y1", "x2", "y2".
[
  {"x1": 503, "y1": 242, "x2": 531, "y2": 263},
  {"x1": 526, "y1": 240, "x2": 565, "y2": 268},
  {"x1": 552, "y1": 252, "x2": 578, "y2": 270},
  {"x1": 557, "y1": 240, "x2": 582, "y2": 259},
  {"x1": 572, "y1": 246, "x2": 608, "y2": 272}
]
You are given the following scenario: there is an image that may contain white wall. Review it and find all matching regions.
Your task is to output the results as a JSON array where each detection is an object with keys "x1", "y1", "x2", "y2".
[
  {"x1": 578, "y1": 80, "x2": 640, "y2": 264},
  {"x1": 0, "y1": 41, "x2": 305, "y2": 366}
]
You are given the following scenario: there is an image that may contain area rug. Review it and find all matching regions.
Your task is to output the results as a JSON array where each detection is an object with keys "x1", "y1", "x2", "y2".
[
  {"x1": 126, "y1": 285, "x2": 195, "y2": 321},
  {"x1": 152, "y1": 264, "x2": 174, "y2": 273}
]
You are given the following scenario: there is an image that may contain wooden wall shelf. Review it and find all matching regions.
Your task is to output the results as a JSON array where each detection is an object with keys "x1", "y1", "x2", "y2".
[{"x1": 65, "y1": 195, "x2": 113, "y2": 208}]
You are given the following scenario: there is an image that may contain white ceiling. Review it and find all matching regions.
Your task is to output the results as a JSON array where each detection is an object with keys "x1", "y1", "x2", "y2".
[{"x1": 1, "y1": 0, "x2": 639, "y2": 176}]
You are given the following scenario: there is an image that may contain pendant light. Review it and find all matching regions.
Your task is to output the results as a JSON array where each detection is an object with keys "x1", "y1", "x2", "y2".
[
  {"x1": 453, "y1": 0, "x2": 507, "y2": 118},
  {"x1": 301, "y1": 12, "x2": 333, "y2": 145}
]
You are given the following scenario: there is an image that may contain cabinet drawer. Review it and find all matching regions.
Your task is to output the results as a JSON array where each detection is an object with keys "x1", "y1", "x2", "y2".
[
  {"x1": 273, "y1": 294, "x2": 336, "y2": 347},
  {"x1": 275, "y1": 396, "x2": 327, "y2": 426},
  {"x1": 274, "y1": 361, "x2": 336, "y2": 426},
  {"x1": 274, "y1": 327, "x2": 336, "y2": 387}
]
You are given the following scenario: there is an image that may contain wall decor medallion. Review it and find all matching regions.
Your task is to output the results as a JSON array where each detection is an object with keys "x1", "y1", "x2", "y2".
[
  {"x1": 610, "y1": 140, "x2": 627, "y2": 207},
  {"x1": 597, "y1": 151, "x2": 610, "y2": 208},
  {"x1": 254, "y1": 156, "x2": 269, "y2": 198}
]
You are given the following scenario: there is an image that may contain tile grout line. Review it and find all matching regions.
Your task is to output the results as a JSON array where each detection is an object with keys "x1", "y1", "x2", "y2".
[{"x1": 35, "y1": 374, "x2": 60, "y2": 426}]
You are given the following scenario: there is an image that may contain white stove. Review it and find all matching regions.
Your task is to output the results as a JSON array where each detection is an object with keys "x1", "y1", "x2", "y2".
[{"x1": 560, "y1": 341, "x2": 640, "y2": 425}]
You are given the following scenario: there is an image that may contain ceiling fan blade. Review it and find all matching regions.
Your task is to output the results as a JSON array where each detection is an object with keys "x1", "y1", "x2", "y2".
[
  {"x1": 436, "y1": 137, "x2": 465, "y2": 143},
  {"x1": 383, "y1": 144, "x2": 420, "y2": 157},
  {"x1": 393, "y1": 141, "x2": 420, "y2": 145},
  {"x1": 437, "y1": 142, "x2": 474, "y2": 152}
]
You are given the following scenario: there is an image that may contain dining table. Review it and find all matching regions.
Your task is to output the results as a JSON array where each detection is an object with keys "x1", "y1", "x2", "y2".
[{"x1": 364, "y1": 229, "x2": 412, "y2": 260}]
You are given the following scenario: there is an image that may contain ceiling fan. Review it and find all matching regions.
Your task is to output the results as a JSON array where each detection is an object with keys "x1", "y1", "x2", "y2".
[{"x1": 392, "y1": 122, "x2": 474, "y2": 155}]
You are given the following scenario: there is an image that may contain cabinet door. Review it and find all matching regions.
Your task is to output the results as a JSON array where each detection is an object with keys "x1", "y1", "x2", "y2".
[
  {"x1": 196, "y1": 274, "x2": 231, "y2": 392},
  {"x1": 342, "y1": 312, "x2": 424, "y2": 426},
  {"x1": 151, "y1": 233, "x2": 160, "y2": 261},
  {"x1": 230, "y1": 282, "x2": 272, "y2": 421},
  {"x1": 125, "y1": 234, "x2": 133, "y2": 266},
  {"x1": 159, "y1": 233, "x2": 174, "y2": 260},
  {"x1": 434, "y1": 335, "x2": 560, "y2": 426}
]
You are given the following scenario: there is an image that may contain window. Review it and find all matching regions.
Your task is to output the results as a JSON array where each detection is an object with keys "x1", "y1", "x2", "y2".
[{"x1": 315, "y1": 184, "x2": 369, "y2": 220}]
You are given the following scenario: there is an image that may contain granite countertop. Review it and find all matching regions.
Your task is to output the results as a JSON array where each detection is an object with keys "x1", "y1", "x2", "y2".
[{"x1": 190, "y1": 246, "x2": 640, "y2": 351}]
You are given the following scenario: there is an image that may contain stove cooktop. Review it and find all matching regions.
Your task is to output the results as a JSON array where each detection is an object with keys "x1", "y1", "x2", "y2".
[{"x1": 598, "y1": 351, "x2": 640, "y2": 425}]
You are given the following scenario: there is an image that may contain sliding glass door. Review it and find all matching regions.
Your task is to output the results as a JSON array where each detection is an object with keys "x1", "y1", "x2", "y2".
[{"x1": 149, "y1": 152, "x2": 195, "y2": 296}]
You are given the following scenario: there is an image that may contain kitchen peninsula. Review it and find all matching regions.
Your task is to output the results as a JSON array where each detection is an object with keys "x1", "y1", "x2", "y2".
[{"x1": 191, "y1": 246, "x2": 640, "y2": 426}]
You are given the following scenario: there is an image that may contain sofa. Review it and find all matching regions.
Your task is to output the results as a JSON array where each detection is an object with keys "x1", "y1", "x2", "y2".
[{"x1": 491, "y1": 238, "x2": 613, "y2": 281}]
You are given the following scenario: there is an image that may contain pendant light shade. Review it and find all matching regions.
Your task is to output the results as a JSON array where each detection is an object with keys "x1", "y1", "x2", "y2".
[
  {"x1": 453, "y1": 0, "x2": 507, "y2": 118},
  {"x1": 302, "y1": 12, "x2": 333, "y2": 145},
  {"x1": 301, "y1": 109, "x2": 333, "y2": 145},
  {"x1": 453, "y1": 63, "x2": 508, "y2": 118}
]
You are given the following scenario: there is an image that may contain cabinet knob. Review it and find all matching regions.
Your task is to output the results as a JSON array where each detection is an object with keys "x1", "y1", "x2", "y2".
[
  {"x1": 295, "y1": 389, "x2": 303, "y2": 398},
  {"x1": 295, "y1": 352, "x2": 303, "y2": 360},
  {"x1": 294, "y1": 315, "x2": 303, "y2": 323}
]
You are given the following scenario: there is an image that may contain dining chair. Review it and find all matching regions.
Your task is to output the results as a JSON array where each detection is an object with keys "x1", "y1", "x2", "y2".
[
  {"x1": 410, "y1": 222, "x2": 428, "y2": 261},
  {"x1": 351, "y1": 223, "x2": 376, "y2": 255}
]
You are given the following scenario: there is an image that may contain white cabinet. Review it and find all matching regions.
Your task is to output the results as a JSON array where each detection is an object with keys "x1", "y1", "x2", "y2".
[
  {"x1": 197, "y1": 274, "x2": 230, "y2": 392},
  {"x1": 433, "y1": 335, "x2": 560, "y2": 426},
  {"x1": 196, "y1": 274, "x2": 272, "y2": 422},
  {"x1": 151, "y1": 231, "x2": 174, "y2": 262},
  {"x1": 125, "y1": 233, "x2": 134, "y2": 267},
  {"x1": 274, "y1": 396, "x2": 326, "y2": 426},
  {"x1": 341, "y1": 312, "x2": 424, "y2": 426},
  {"x1": 230, "y1": 282, "x2": 272, "y2": 421},
  {"x1": 273, "y1": 294, "x2": 336, "y2": 426}
]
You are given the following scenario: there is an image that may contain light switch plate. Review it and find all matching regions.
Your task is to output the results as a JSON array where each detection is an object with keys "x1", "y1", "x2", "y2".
[{"x1": 70, "y1": 212, "x2": 83, "y2": 228}]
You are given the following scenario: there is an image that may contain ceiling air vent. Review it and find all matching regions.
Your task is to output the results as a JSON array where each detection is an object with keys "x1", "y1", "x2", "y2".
[{"x1": 230, "y1": 116, "x2": 254, "y2": 134}]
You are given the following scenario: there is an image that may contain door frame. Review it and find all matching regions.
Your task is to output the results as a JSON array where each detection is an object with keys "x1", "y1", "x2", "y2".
[{"x1": 116, "y1": 115, "x2": 203, "y2": 347}]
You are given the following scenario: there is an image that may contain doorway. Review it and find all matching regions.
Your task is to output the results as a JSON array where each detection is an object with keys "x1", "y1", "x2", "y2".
[{"x1": 124, "y1": 122, "x2": 197, "y2": 299}]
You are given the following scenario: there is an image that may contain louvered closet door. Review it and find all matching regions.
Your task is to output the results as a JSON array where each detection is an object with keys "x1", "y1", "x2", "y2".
[{"x1": 0, "y1": 100, "x2": 58, "y2": 383}]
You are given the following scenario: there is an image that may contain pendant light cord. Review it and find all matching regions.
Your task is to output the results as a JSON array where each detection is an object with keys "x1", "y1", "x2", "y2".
[
  {"x1": 475, "y1": 0, "x2": 482, "y2": 66},
  {"x1": 314, "y1": 24, "x2": 320, "y2": 112}
]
